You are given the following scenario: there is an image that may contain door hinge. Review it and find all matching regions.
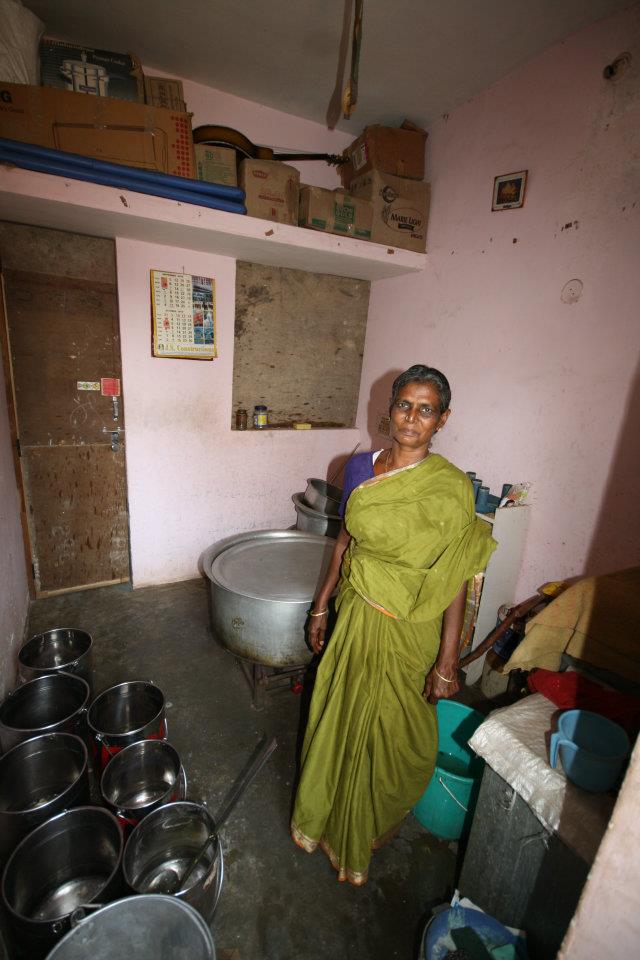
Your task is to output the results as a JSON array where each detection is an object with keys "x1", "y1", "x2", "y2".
[{"x1": 16, "y1": 437, "x2": 21, "y2": 457}]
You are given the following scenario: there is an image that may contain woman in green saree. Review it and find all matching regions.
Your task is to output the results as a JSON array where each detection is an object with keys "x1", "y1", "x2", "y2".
[{"x1": 291, "y1": 365, "x2": 496, "y2": 885}]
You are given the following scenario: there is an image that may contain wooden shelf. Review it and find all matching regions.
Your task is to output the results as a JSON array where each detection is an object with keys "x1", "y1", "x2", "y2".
[{"x1": 0, "y1": 166, "x2": 427, "y2": 281}]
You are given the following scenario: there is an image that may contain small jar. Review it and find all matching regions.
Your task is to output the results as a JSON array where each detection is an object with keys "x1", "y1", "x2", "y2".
[
  {"x1": 253, "y1": 404, "x2": 268, "y2": 429},
  {"x1": 235, "y1": 408, "x2": 248, "y2": 430}
]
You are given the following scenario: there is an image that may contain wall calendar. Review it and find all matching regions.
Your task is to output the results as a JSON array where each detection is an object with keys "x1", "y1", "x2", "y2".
[{"x1": 150, "y1": 270, "x2": 216, "y2": 360}]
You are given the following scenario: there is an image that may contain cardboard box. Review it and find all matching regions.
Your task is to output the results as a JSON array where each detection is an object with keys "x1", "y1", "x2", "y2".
[
  {"x1": 299, "y1": 186, "x2": 372, "y2": 240},
  {"x1": 340, "y1": 122, "x2": 427, "y2": 189},
  {"x1": 0, "y1": 83, "x2": 195, "y2": 178},
  {"x1": 349, "y1": 170, "x2": 430, "y2": 253},
  {"x1": 239, "y1": 158, "x2": 299, "y2": 224},
  {"x1": 144, "y1": 76, "x2": 187, "y2": 112},
  {"x1": 40, "y1": 39, "x2": 144, "y2": 102},
  {"x1": 195, "y1": 144, "x2": 237, "y2": 187}
]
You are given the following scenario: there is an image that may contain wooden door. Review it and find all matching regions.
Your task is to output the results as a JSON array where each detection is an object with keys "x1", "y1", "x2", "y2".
[{"x1": 0, "y1": 223, "x2": 130, "y2": 596}]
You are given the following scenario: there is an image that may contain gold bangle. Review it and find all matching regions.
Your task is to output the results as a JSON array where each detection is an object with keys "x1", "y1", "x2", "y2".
[
  {"x1": 434, "y1": 667, "x2": 456, "y2": 683},
  {"x1": 310, "y1": 609, "x2": 328, "y2": 617}
]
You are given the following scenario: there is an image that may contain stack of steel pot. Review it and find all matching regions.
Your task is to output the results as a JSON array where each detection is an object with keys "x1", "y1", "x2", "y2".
[
  {"x1": 0, "y1": 627, "x2": 224, "y2": 959},
  {"x1": 292, "y1": 478, "x2": 342, "y2": 538}
]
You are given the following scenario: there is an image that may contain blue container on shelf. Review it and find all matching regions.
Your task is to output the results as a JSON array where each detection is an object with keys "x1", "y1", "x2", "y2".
[
  {"x1": 413, "y1": 700, "x2": 485, "y2": 840},
  {"x1": 550, "y1": 709, "x2": 630, "y2": 792}
]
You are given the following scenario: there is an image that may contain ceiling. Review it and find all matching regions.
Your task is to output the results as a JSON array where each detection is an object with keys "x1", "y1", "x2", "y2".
[{"x1": 24, "y1": 0, "x2": 631, "y2": 132}]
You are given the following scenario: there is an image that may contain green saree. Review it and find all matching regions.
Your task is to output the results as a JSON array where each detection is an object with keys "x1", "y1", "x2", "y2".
[{"x1": 291, "y1": 454, "x2": 497, "y2": 884}]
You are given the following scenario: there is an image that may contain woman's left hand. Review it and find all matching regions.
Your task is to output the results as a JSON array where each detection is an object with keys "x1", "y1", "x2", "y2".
[{"x1": 423, "y1": 663, "x2": 460, "y2": 704}]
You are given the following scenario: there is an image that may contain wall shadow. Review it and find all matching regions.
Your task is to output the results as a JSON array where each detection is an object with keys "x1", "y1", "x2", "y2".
[{"x1": 585, "y1": 352, "x2": 640, "y2": 573}]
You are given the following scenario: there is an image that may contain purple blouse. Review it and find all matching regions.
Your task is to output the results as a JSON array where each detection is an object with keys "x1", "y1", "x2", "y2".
[{"x1": 338, "y1": 451, "x2": 383, "y2": 517}]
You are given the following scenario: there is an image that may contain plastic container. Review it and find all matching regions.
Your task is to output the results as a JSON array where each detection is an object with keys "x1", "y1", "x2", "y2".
[
  {"x1": 253, "y1": 405, "x2": 267, "y2": 429},
  {"x1": 550, "y1": 709, "x2": 629, "y2": 792},
  {"x1": 420, "y1": 904, "x2": 527, "y2": 960},
  {"x1": 413, "y1": 700, "x2": 485, "y2": 840}
]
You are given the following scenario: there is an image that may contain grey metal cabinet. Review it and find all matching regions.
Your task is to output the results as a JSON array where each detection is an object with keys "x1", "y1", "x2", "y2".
[{"x1": 459, "y1": 765, "x2": 590, "y2": 960}]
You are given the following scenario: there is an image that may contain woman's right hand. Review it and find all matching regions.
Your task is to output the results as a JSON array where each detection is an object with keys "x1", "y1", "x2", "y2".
[{"x1": 308, "y1": 609, "x2": 329, "y2": 654}]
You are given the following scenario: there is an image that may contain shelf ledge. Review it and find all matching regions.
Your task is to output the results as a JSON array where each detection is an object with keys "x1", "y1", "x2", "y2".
[{"x1": 0, "y1": 165, "x2": 427, "y2": 281}]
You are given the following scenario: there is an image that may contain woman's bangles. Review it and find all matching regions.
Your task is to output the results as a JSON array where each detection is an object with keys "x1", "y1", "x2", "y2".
[
  {"x1": 434, "y1": 666, "x2": 457, "y2": 683},
  {"x1": 310, "y1": 609, "x2": 328, "y2": 617}
]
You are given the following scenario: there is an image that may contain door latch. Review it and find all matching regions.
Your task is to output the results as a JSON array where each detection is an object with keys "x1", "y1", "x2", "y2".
[{"x1": 102, "y1": 426, "x2": 125, "y2": 452}]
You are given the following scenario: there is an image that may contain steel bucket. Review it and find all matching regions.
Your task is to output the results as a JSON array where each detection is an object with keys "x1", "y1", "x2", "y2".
[
  {"x1": 0, "y1": 673, "x2": 90, "y2": 754},
  {"x1": 87, "y1": 680, "x2": 167, "y2": 773},
  {"x1": 123, "y1": 801, "x2": 224, "y2": 924},
  {"x1": 292, "y1": 493, "x2": 341, "y2": 538},
  {"x1": 46, "y1": 895, "x2": 216, "y2": 959},
  {"x1": 18, "y1": 628, "x2": 93, "y2": 690},
  {"x1": 0, "y1": 733, "x2": 89, "y2": 865},
  {"x1": 100, "y1": 738, "x2": 187, "y2": 828},
  {"x1": 2, "y1": 806, "x2": 123, "y2": 959},
  {"x1": 303, "y1": 478, "x2": 342, "y2": 514}
]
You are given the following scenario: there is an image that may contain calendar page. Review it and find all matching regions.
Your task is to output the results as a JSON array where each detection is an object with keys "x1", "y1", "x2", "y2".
[{"x1": 150, "y1": 270, "x2": 216, "y2": 360}]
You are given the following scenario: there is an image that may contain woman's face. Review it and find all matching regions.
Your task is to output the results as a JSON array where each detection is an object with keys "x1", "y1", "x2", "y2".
[{"x1": 390, "y1": 380, "x2": 450, "y2": 451}]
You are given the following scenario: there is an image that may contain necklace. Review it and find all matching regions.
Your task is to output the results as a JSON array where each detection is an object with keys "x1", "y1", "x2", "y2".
[{"x1": 385, "y1": 446, "x2": 429, "y2": 472}]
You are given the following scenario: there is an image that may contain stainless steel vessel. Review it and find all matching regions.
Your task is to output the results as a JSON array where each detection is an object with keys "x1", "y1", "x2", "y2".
[
  {"x1": 202, "y1": 529, "x2": 336, "y2": 667},
  {"x1": 46, "y1": 896, "x2": 216, "y2": 960},
  {"x1": 0, "y1": 733, "x2": 89, "y2": 865},
  {"x1": 87, "y1": 680, "x2": 167, "y2": 773},
  {"x1": 0, "y1": 673, "x2": 90, "y2": 754},
  {"x1": 123, "y1": 801, "x2": 224, "y2": 924},
  {"x1": 303, "y1": 478, "x2": 342, "y2": 514},
  {"x1": 100, "y1": 738, "x2": 187, "y2": 827},
  {"x1": 293, "y1": 493, "x2": 342, "y2": 538},
  {"x1": 18, "y1": 629, "x2": 93, "y2": 690},
  {"x1": 2, "y1": 806, "x2": 123, "y2": 958}
]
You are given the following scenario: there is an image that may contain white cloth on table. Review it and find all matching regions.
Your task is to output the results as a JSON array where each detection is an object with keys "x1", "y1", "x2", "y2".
[{"x1": 468, "y1": 693, "x2": 615, "y2": 864}]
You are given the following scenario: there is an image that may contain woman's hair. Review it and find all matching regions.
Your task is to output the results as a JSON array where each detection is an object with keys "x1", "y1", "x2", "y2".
[{"x1": 389, "y1": 364, "x2": 451, "y2": 413}]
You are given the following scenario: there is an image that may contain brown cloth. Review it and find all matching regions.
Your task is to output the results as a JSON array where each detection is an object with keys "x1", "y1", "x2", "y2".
[{"x1": 504, "y1": 567, "x2": 640, "y2": 683}]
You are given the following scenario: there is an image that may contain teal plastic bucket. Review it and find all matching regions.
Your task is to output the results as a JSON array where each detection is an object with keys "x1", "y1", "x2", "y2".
[{"x1": 413, "y1": 700, "x2": 485, "y2": 840}]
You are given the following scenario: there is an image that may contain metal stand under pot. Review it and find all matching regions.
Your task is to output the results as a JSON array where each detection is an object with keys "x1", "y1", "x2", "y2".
[{"x1": 202, "y1": 530, "x2": 336, "y2": 710}]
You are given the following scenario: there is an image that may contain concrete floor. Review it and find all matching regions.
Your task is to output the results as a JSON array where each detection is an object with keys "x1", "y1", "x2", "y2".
[{"x1": 16, "y1": 577, "x2": 460, "y2": 960}]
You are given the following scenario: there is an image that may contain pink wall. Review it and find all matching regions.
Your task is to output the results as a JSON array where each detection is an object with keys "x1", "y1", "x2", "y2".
[
  {"x1": 357, "y1": 5, "x2": 640, "y2": 597},
  {"x1": 0, "y1": 359, "x2": 29, "y2": 696},
  {"x1": 116, "y1": 239, "x2": 359, "y2": 586}
]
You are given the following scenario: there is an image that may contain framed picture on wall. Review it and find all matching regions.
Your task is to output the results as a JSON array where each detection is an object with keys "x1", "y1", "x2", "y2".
[{"x1": 492, "y1": 170, "x2": 528, "y2": 210}]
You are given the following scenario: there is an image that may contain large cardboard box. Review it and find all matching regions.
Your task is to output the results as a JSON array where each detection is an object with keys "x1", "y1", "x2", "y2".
[
  {"x1": 144, "y1": 76, "x2": 187, "y2": 112},
  {"x1": 340, "y1": 122, "x2": 427, "y2": 189},
  {"x1": 195, "y1": 144, "x2": 237, "y2": 187},
  {"x1": 239, "y1": 158, "x2": 299, "y2": 224},
  {"x1": 0, "y1": 83, "x2": 195, "y2": 178},
  {"x1": 299, "y1": 186, "x2": 372, "y2": 240},
  {"x1": 40, "y1": 39, "x2": 144, "y2": 102},
  {"x1": 349, "y1": 170, "x2": 430, "y2": 253}
]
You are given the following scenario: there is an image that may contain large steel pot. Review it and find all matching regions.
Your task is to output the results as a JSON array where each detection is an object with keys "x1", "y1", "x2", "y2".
[
  {"x1": 101, "y1": 738, "x2": 187, "y2": 828},
  {"x1": 202, "y1": 529, "x2": 336, "y2": 668},
  {"x1": 0, "y1": 733, "x2": 89, "y2": 865},
  {"x1": 2, "y1": 806, "x2": 123, "y2": 959},
  {"x1": 46, "y1": 895, "x2": 216, "y2": 960},
  {"x1": 303, "y1": 478, "x2": 342, "y2": 514},
  {"x1": 123, "y1": 801, "x2": 224, "y2": 924},
  {"x1": 293, "y1": 493, "x2": 342, "y2": 538},
  {"x1": 0, "y1": 673, "x2": 90, "y2": 754},
  {"x1": 18, "y1": 628, "x2": 93, "y2": 690},
  {"x1": 87, "y1": 680, "x2": 167, "y2": 773}
]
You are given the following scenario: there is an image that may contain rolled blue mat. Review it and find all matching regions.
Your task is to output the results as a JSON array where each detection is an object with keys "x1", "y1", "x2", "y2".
[
  {"x1": 0, "y1": 146, "x2": 247, "y2": 215},
  {"x1": 0, "y1": 137, "x2": 245, "y2": 205}
]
